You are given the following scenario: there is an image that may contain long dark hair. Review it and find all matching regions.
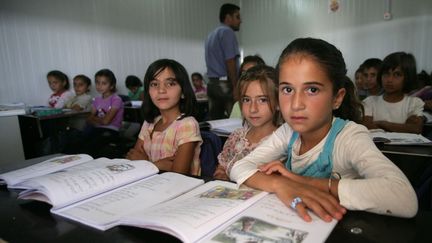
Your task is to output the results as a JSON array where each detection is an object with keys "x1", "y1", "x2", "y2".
[
  {"x1": 142, "y1": 59, "x2": 197, "y2": 122},
  {"x1": 95, "y1": 69, "x2": 117, "y2": 92},
  {"x1": 379, "y1": 52, "x2": 417, "y2": 93},
  {"x1": 276, "y1": 37, "x2": 363, "y2": 122},
  {"x1": 47, "y1": 70, "x2": 70, "y2": 90}
]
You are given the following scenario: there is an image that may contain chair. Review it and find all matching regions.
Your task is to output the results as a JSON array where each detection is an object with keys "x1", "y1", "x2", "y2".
[
  {"x1": 415, "y1": 164, "x2": 432, "y2": 210},
  {"x1": 200, "y1": 131, "x2": 223, "y2": 178},
  {"x1": 119, "y1": 94, "x2": 132, "y2": 107}
]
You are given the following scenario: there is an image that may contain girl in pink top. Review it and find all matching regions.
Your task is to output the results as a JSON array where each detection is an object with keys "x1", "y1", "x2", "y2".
[
  {"x1": 87, "y1": 69, "x2": 124, "y2": 132},
  {"x1": 126, "y1": 59, "x2": 202, "y2": 176},
  {"x1": 191, "y1": 72, "x2": 207, "y2": 100},
  {"x1": 64, "y1": 69, "x2": 124, "y2": 158},
  {"x1": 47, "y1": 70, "x2": 73, "y2": 108}
]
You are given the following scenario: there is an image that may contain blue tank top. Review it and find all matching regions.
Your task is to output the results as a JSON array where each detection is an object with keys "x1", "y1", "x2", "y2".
[{"x1": 285, "y1": 118, "x2": 348, "y2": 178}]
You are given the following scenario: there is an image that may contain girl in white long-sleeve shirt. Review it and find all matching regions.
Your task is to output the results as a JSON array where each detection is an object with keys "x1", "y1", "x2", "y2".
[{"x1": 230, "y1": 38, "x2": 418, "y2": 223}]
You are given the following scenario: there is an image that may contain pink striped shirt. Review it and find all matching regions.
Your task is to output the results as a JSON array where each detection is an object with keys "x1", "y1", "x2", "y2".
[{"x1": 138, "y1": 116, "x2": 202, "y2": 175}]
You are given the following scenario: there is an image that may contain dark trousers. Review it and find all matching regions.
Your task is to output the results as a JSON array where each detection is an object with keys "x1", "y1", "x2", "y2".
[{"x1": 207, "y1": 78, "x2": 234, "y2": 120}]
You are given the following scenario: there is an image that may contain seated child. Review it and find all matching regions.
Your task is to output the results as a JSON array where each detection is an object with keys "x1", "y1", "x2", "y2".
[
  {"x1": 191, "y1": 72, "x2": 208, "y2": 100},
  {"x1": 64, "y1": 69, "x2": 124, "y2": 158},
  {"x1": 230, "y1": 38, "x2": 417, "y2": 222},
  {"x1": 65, "y1": 74, "x2": 92, "y2": 112},
  {"x1": 47, "y1": 70, "x2": 74, "y2": 108},
  {"x1": 125, "y1": 75, "x2": 144, "y2": 101},
  {"x1": 410, "y1": 71, "x2": 432, "y2": 111},
  {"x1": 126, "y1": 59, "x2": 202, "y2": 176},
  {"x1": 354, "y1": 66, "x2": 367, "y2": 100},
  {"x1": 362, "y1": 52, "x2": 424, "y2": 134},
  {"x1": 214, "y1": 65, "x2": 280, "y2": 180},
  {"x1": 361, "y1": 58, "x2": 383, "y2": 97},
  {"x1": 230, "y1": 55, "x2": 266, "y2": 118}
]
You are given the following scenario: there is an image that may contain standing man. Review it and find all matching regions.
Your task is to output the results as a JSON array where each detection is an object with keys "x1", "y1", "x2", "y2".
[{"x1": 205, "y1": 3, "x2": 241, "y2": 119}]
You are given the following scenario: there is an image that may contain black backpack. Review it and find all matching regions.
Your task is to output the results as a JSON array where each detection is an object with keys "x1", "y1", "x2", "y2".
[{"x1": 199, "y1": 131, "x2": 223, "y2": 178}]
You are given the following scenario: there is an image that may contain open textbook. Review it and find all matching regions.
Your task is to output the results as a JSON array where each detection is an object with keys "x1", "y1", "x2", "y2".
[
  {"x1": 200, "y1": 194, "x2": 337, "y2": 243},
  {"x1": 15, "y1": 156, "x2": 204, "y2": 212},
  {"x1": 53, "y1": 172, "x2": 204, "y2": 230},
  {"x1": 115, "y1": 181, "x2": 336, "y2": 243},
  {"x1": 200, "y1": 118, "x2": 243, "y2": 136},
  {"x1": 5, "y1": 155, "x2": 337, "y2": 242},
  {"x1": 369, "y1": 129, "x2": 432, "y2": 145},
  {"x1": 0, "y1": 154, "x2": 94, "y2": 188}
]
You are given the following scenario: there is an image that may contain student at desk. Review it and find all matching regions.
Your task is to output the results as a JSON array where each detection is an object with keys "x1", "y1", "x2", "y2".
[
  {"x1": 362, "y1": 52, "x2": 424, "y2": 134},
  {"x1": 46, "y1": 70, "x2": 74, "y2": 108},
  {"x1": 126, "y1": 59, "x2": 202, "y2": 176},
  {"x1": 230, "y1": 38, "x2": 418, "y2": 223},
  {"x1": 191, "y1": 72, "x2": 208, "y2": 101},
  {"x1": 65, "y1": 74, "x2": 92, "y2": 112},
  {"x1": 230, "y1": 55, "x2": 266, "y2": 119},
  {"x1": 64, "y1": 69, "x2": 124, "y2": 158},
  {"x1": 213, "y1": 65, "x2": 280, "y2": 180},
  {"x1": 125, "y1": 75, "x2": 144, "y2": 101}
]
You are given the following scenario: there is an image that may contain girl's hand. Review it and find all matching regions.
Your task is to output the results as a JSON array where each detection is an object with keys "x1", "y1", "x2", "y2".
[
  {"x1": 213, "y1": 165, "x2": 230, "y2": 181},
  {"x1": 274, "y1": 177, "x2": 346, "y2": 222},
  {"x1": 126, "y1": 148, "x2": 147, "y2": 160},
  {"x1": 259, "y1": 160, "x2": 291, "y2": 176},
  {"x1": 71, "y1": 104, "x2": 83, "y2": 111},
  {"x1": 425, "y1": 100, "x2": 432, "y2": 111},
  {"x1": 155, "y1": 156, "x2": 175, "y2": 165},
  {"x1": 259, "y1": 161, "x2": 306, "y2": 184},
  {"x1": 260, "y1": 161, "x2": 338, "y2": 196},
  {"x1": 244, "y1": 172, "x2": 345, "y2": 222},
  {"x1": 374, "y1": 120, "x2": 387, "y2": 128}
]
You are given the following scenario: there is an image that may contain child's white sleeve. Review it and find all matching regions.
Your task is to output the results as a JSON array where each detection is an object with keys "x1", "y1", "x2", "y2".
[
  {"x1": 230, "y1": 124, "x2": 291, "y2": 185},
  {"x1": 335, "y1": 123, "x2": 418, "y2": 218}
]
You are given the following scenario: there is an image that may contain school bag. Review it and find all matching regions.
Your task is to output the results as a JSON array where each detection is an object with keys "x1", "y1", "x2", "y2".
[{"x1": 199, "y1": 131, "x2": 223, "y2": 178}]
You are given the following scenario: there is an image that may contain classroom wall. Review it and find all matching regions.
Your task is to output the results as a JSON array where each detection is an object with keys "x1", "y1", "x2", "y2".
[
  {"x1": 240, "y1": 0, "x2": 432, "y2": 79},
  {"x1": 0, "y1": 0, "x2": 237, "y2": 105},
  {"x1": 1, "y1": 0, "x2": 432, "y2": 106}
]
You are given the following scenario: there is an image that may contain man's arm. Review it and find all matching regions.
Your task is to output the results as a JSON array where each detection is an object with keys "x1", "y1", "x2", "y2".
[{"x1": 226, "y1": 58, "x2": 238, "y2": 100}]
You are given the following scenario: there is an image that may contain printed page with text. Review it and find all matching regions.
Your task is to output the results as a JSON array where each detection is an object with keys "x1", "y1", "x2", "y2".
[{"x1": 17, "y1": 158, "x2": 159, "y2": 210}]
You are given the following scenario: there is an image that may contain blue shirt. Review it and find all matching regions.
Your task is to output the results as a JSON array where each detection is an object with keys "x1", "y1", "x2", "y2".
[{"x1": 205, "y1": 24, "x2": 240, "y2": 78}]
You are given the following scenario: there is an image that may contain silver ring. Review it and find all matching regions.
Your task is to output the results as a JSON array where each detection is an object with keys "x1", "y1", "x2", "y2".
[{"x1": 290, "y1": 197, "x2": 302, "y2": 210}]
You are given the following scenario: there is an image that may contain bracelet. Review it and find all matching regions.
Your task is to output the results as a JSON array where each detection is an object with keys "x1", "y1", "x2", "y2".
[{"x1": 328, "y1": 172, "x2": 341, "y2": 194}]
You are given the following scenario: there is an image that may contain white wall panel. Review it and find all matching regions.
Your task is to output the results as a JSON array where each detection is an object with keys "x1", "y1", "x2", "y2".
[
  {"x1": 240, "y1": 0, "x2": 432, "y2": 79},
  {"x1": 1, "y1": 0, "x2": 431, "y2": 106},
  {"x1": 0, "y1": 0, "x2": 236, "y2": 105}
]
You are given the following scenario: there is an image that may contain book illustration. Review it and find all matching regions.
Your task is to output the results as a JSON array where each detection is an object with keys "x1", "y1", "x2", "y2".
[
  {"x1": 199, "y1": 194, "x2": 336, "y2": 243},
  {"x1": 199, "y1": 186, "x2": 261, "y2": 201},
  {"x1": 106, "y1": 163, "x2": 135, "y2": 173},
  {"x1": 211, "y1": 216, "x2": 308, "y2": 243},
  {"x1": 50, "y1": 155, "x2": 82, "y2": 164}
]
